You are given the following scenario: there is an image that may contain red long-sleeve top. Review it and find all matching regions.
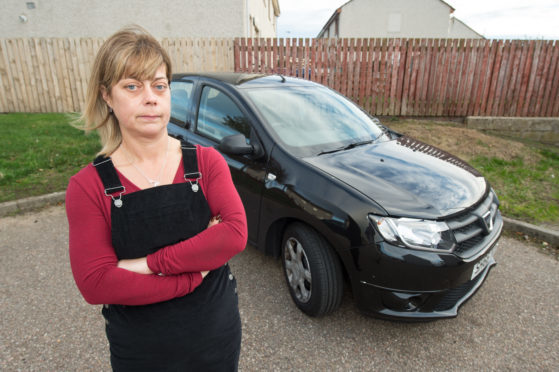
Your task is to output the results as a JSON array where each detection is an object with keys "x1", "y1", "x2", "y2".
[{"x1": 66, "y1": 145, "x2": 247, "y2": 306}]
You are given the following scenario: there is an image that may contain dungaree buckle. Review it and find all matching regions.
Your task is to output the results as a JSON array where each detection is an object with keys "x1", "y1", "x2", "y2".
[
  {"x1": 184, "y1": 172, "x2": 202, "y2": 192},
  {"x1": 104, "y1": 186, "x2": 126, "y2": 208}
]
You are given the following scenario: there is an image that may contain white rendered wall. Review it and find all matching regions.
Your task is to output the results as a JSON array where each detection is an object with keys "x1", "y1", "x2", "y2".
[
  {"x1": 1, "y1": 0, "x2": 276, "y2": 38},
  {"x1": 322, "y1": 0, "x2": 482, "y2": 39}
]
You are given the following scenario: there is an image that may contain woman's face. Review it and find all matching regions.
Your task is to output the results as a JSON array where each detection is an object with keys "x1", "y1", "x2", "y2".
[{"x1": 103, "y1": 64, "x2": 170, "y2": 140}]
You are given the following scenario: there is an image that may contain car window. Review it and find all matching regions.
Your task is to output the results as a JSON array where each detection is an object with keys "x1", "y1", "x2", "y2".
[
  {"x1": 196, "y1": 86, "x2": 251, "y2": 142},
  {"x1": 170, "y1": 81, "x2": 194, "y2": 126}
]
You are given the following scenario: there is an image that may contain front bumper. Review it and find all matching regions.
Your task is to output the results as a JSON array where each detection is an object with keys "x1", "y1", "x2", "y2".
[{"x1": 350, "y1": 213, "x2": 502, "y2": 320}]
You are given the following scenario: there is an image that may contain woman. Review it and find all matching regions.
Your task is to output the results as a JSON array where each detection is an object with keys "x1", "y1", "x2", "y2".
[{"x1": 66, "y1": 25, "x2": 247, "y2": 371}]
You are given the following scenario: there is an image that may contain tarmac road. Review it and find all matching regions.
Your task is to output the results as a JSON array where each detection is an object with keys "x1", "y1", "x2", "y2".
[{"x1": 1, "y1": 205, "x2": 558, "y2": 371}]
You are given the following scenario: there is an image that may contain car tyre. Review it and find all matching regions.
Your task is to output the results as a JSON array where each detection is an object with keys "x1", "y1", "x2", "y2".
[{"x1": 281, "y1": 223, "x2": 344, "y2": 316}]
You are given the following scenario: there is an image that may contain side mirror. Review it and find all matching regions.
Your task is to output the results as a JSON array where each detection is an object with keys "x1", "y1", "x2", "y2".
[{"x1": 217, "y1": 134, "x2": 254, "y2": 155}]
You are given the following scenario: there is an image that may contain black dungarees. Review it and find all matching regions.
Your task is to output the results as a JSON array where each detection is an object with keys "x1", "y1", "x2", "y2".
[{"x1": 93, "y1": 143, "x2": 241, "y2": 372}]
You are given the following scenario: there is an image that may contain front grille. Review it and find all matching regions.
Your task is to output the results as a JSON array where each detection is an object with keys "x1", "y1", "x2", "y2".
[
  {"x1": 453, "y1": 235, "x2": 484, "y2": 254},
  {"x1": 446, "y1": 191, "x2": 499, "y2": 258},
  {"x1": 433, "y1": 272, "x2": 483, "y2": 311}
]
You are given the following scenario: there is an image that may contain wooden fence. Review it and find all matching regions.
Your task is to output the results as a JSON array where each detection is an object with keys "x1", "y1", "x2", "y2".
[
  {"x1": 1, "y1": 37, "x2": 558, "y2": 117},
  {"x1": 0, "y1": 38, "x2": 234, "y2": 113},
  {"x1": 235, "y1": 38, "x2": 559, "y2": 117}
]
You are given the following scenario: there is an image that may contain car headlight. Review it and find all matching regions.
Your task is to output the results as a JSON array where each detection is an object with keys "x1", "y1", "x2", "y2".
[{"x1": 368, "y1": 215, "x2": 455, "y2": 251}]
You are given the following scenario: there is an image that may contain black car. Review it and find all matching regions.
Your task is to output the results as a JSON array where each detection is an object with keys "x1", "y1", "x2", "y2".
[{"x1": 167, "y1": 72, "x2": 502, "y2": 320}]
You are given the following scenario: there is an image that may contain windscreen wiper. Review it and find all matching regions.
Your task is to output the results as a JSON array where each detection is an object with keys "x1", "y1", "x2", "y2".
[{"x1": 317, "y1": 139, "x2": 374, "y2": 156}]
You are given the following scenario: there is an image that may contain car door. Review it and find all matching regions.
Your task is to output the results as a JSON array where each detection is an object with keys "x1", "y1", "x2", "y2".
[{"x1": 189, "y1": 83, "x2": 268, "y2": 246}]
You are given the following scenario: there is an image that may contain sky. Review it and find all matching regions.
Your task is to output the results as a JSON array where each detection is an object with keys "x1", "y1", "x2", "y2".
[{"x1": 276, "y1": 0, "x2": 559, "y2": 40}]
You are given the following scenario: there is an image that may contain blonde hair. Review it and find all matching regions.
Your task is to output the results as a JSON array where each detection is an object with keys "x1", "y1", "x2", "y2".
[{"x1": 78, "y1": 25, "x2": 172, "y2": 156}]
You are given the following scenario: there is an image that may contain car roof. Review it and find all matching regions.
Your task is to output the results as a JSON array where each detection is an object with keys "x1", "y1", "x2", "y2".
[{"x1": 172, "y1": 72, "x2": 318, "y2": 88}]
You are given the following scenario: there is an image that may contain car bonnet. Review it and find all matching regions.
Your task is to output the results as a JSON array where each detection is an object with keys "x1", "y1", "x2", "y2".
[{"x1": 303, "y1": 136, "x2": 487, "y2": 219}]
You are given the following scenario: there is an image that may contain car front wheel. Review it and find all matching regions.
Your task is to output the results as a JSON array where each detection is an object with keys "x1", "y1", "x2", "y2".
[{"x1": 282, "y1": 223, "x2": 344, "y2": 316}]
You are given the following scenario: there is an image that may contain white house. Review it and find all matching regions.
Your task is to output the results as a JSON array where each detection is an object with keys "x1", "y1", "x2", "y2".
[
  {"x1": 1, "y1": 0, "x2": 280, "y2": 38},
  {"x1": 317, "y1": 0, "x2": 483, "y2": 39}
]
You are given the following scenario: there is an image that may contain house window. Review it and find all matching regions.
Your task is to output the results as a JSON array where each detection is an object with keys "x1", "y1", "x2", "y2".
[{"x1": 388, "y1": 12, "x2": 402, "y2": 33}]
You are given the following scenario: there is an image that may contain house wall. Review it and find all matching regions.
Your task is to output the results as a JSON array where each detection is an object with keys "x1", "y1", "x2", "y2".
[
  {"x1": 321, "y1": 0, "x2": 482, "y2": 39},
  {"x1": 246, "y1": 0, "x2": 278, "y2": 38},
  {"x1": 1, "y1": 0, "x2": 277, "y2": 38},
  {"x1": 448, "y1": 17, "x2": 483, "y2": 38}
]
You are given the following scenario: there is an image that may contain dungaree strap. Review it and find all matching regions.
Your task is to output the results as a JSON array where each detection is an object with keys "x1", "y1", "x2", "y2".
[
  {"x1": 181, "y1": 142, "x2": 202, "y2": 178},
  {"x1": 92, "y1": 143, "x2": 201, "y2": 195},
  {"x1": 92, "y1": 156, "x2": 124, "y2": 194},
  {"x1": 181, "y1": 141, "x2": 202, "y2": 193}
]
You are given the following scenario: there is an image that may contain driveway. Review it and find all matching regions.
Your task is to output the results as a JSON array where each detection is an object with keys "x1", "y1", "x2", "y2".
[{"x1": 1, "y1": 206, "x2": 558, "y2": 371}]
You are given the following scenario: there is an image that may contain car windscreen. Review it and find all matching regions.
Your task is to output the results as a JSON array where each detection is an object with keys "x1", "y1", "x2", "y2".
[{"x1": 244, "y1": 85, "x2": 385, "y2": 157}]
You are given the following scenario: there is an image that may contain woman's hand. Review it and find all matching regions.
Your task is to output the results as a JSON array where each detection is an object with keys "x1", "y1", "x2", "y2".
[
  {"x1": 117, "y1": 257, "x2": 153, "y2": 275},
  {"x1": 207, "y1": 215, "x2": 222, "y2": 228}
]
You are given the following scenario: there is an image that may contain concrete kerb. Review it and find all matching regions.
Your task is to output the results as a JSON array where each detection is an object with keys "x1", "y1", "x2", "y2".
[
  {"x1": 1, "y1": 191, "x2": 558, "y2": 247},
  {"x1": 0, "y1": 191, "x2": 66, "y2": 217},
  {"x1": 502, "y1": 216, "x2": 559, "y2": 247}
]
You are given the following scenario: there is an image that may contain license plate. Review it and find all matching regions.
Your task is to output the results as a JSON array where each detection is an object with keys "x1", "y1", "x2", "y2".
[{"x1": 471, "y1": 248, "x2": 494, "y2": 280}]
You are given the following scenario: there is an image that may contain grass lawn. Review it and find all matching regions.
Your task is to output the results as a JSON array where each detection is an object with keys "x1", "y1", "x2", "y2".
[
  {"x1": 1, "y1": 113, "x2": 558, "y2": 228},
  {"x1": 0, "y1": 113, "x2": 100, "y2": 202},
  {"x1": 379, "y1": 118, "x2": 558, "y2": 227},
  {"x1": 470, "y1": 151, "x2": 558, "y2": 225}
]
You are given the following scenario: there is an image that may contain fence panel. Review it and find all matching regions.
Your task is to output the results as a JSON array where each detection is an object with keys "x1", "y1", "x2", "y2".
[
  {"x1": 235, "y1": 38, "x2": 559, "y2": 117},
  {"x1": 0, "y1": 38, "x2": 235, "y2": 113},
  {"x1": 0, "y1": 37, "x2": 557, "y2": 116}
]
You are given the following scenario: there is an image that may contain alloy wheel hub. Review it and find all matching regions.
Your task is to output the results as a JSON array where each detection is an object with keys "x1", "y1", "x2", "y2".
[{"x1": 284, "y1": 237, "x2": 312, "y2": 303}]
